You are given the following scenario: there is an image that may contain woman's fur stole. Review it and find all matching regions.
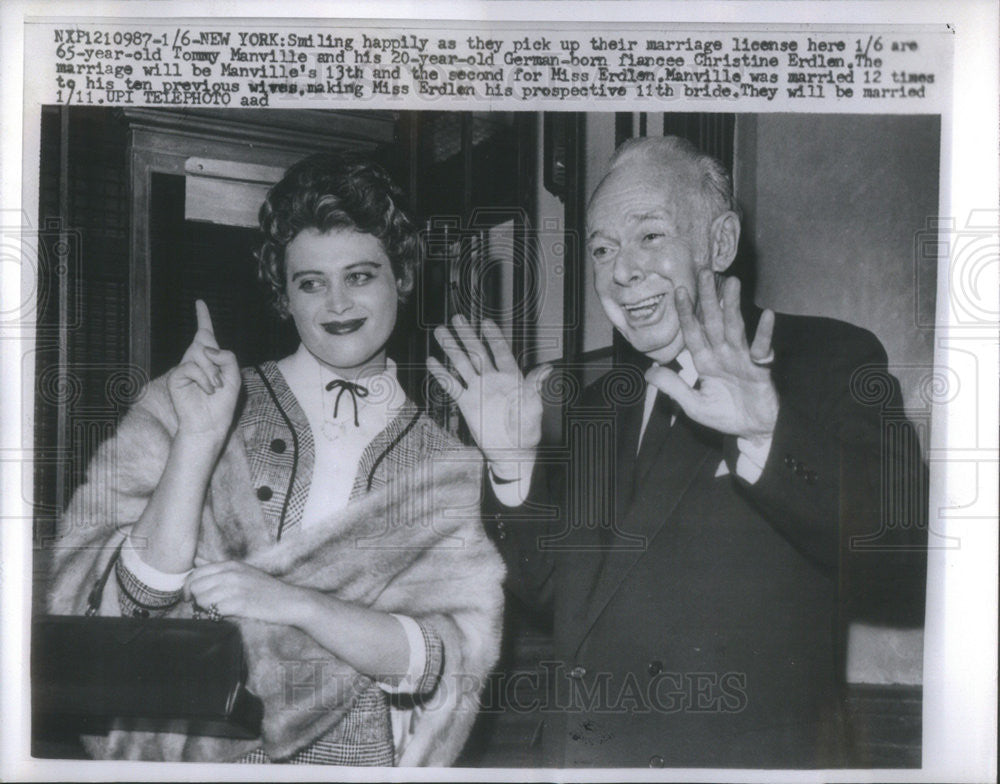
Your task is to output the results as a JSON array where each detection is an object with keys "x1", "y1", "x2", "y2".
[{"x1": 46, "y1": 376, "x2": 505, "y2": 765}]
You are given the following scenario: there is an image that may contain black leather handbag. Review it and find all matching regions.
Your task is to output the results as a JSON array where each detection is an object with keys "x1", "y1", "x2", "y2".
[{"x1": 32, "y1": 546, "x2": 263, "y2": 739}]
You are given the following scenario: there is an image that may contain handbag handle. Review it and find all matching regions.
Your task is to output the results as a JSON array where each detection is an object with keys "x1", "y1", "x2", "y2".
[{"x1": 85, "y1": 541, "x2": 124, "y2": 616}]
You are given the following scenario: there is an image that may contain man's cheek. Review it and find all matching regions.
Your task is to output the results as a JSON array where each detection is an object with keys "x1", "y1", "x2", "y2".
[{"x1": 598, "y1": 296, "x2": 627, "y2": 329}]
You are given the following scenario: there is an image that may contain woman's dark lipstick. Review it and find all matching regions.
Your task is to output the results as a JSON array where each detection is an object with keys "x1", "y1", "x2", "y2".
[{"x1": 321, "y1": 318, "x2": 366, "y2": 335}]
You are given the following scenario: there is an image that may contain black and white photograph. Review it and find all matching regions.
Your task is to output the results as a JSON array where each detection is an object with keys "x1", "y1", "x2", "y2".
[{"x1": 1, "y1": 3, "x2": 996, "y2": 782}]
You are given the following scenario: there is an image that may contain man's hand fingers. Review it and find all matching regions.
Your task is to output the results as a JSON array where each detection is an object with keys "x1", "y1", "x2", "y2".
[
  {"x1": 645, "y1": 364, "x2": 700, "y2": 416},
  {"x1": 697, "y1": 269, "x2": 725, "y2": 345},
  {"x1": 481, "y1": 319, "x2": 518, "y2": 375},
  {"x1": 722, "y1": 276, "x2": 747, "y2": 348},
  {"x1": 750, "y1": 308, "x2": 776, "y2": 363},
  {"x1": 433, "y1": 325, "x2": 477, "y2": 384},
  {"x1": 675, "y1": 286, "x2": 708, "y2": 356},
  {"x1": 194, "y1": 299, "x2": 220, "y2": 349}
]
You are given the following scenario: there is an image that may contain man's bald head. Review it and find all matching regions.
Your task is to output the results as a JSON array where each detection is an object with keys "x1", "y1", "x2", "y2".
[
  {"x1": 593, "y1": 136, "x2": 739, "y2": 238},
  {"x1": 611, "y1": 136, "x2": 738, "y2": 218}
]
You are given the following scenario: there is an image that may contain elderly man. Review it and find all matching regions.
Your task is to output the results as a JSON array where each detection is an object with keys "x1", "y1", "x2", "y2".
[{"x1": 432, "y1": 135, "x2": 924, "y2": 768}]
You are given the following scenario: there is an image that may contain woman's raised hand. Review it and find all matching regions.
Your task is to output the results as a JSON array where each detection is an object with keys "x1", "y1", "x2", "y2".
[
  {"x1": 429, "y1": 316, "x2": 551, "y2": 477},
  {"x1": 167, "y1": 300, "x2": 241, "y2": 447}
]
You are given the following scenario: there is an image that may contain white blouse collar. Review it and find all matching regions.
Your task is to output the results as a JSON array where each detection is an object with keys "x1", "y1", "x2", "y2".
[{"x1": 280, "y1": 343, "x2": 406, "y2": 424}]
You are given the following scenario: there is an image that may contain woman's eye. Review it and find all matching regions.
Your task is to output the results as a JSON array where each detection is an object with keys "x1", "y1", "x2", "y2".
[
  {"x1": 642, "y1": 232, "x2": 664, "y2": 243},
  {"x1": 299, "y1": 279, "x2": 324, "y2": 293},
  {"x1": 347, "y1": 271, "x2": 374, "y2": 285}
]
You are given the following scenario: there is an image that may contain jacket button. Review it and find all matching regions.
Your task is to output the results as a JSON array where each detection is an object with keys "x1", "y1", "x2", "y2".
[
  {"x1": 649, "y1": 755, "x2": 665, "y2": 768},
  {"x1": 795, "y1": 463, "x2": 807, "y2": 478},
  {"x1": 806, "y1": 470, "x2": 818, "y2": 484},
  {"x1": 784, "y1": 454, "x2": 796, "y2": 469},
  {"x1": 270, "y1": 438, "x2": 286, "y2": 453},
  {"x1": 569, "y1": 665, "x2": 587, "y2": 679},
  {"x1": 257, "y1": 486, "x2": 273, "y2": 501},
  {"x1": 647, "y1": 659, "x2": 663, "y2": 676},
  {"x1": 497, "y1": 531, "x2": 507, "y2": 541}
]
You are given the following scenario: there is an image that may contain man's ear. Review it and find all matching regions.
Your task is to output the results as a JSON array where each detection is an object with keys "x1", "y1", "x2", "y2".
[{"x1": 708, "y1": 211, "x2": 741, "y2": 273}]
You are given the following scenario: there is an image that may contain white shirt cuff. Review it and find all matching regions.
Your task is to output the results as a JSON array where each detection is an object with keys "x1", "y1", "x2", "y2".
[
  {"x1": 377, "y1": 613, "x2": 426, "y2": 694},
  {"x1": 120, "y1": 532, "x2": 191, "y2": 592},
  {"x1": 734, "y1": 435, "x2": 773, "y2": 485},
  {"x1": 488, "y1": 461, "x2": 532, "y2": 507}
]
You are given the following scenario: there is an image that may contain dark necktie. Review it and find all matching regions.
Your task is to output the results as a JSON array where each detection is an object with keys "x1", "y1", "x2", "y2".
[{"x1": 632, "y1": 360, "x2": 683, "y2": 494}]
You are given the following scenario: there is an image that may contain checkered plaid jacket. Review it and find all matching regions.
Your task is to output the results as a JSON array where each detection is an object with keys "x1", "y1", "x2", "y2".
[{"x1": 114, "y1": 361, "x2": 452, "y2": 765}]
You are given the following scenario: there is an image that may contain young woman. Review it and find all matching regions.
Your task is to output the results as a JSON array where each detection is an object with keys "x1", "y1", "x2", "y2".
[{"x1": 48, "y1": 154, "x2": 506, "y2": 766}]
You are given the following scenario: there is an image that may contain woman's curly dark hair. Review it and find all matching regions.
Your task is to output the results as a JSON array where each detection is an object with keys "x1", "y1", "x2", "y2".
[{"x1": 257, "y1": 152, "x2": 421, "y2": 317}]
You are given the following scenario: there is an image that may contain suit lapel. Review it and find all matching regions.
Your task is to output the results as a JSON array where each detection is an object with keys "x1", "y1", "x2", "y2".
[
  {"x1": 555, "y1": 391, "x2": 647, "y2": 640},
  {"x1": 571, "y1": 413, "x2": 718, "y2": 654}
]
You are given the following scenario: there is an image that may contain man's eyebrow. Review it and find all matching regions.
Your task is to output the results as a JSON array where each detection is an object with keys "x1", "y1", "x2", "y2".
[
  {"x1": 633, "y1": 210, "x2": 670, "y2": 222},
  {"x1": 586, "y1": 208, "x2": 673, "y2": 239},
  {"x1": 586, "y1": 228, "x2": 615, "y2": 242}
]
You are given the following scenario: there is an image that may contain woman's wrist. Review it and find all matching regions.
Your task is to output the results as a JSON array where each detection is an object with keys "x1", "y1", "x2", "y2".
[
  {"x1": 171, "y1": 430, "x2": 228, "y2": 466},
  {"x1": 127, "y1": 430, "x2": 222, "y2": 573},
  {"x1": 285, "y1": 590, "x2": 410, "y2": 679},
  {"x1": 284, "y1": 584, "x2": 331, "y2": 631}
]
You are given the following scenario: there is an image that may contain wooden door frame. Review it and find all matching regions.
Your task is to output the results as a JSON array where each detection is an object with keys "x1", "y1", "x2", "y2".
[{"x1": 122, "y1": 108, "x2": 395, "y2": 373}]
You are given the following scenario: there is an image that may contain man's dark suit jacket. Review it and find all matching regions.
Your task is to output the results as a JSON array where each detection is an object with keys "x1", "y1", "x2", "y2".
[{"x1": 484, "y1": 313, "x2": 926, "y2": 768}]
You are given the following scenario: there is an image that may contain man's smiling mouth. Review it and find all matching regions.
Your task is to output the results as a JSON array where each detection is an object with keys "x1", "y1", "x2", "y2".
[
  {"x1": 622, "y1": 294, "x2": 665, "y2": 320},
  {"x1": 321, "y1": 318, "x2": 366, "y2": 335}
]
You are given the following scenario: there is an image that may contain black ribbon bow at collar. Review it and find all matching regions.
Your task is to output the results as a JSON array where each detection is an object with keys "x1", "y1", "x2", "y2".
[{"x1": 325, "y1": 379, "x2": 370, "y2": 427}]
